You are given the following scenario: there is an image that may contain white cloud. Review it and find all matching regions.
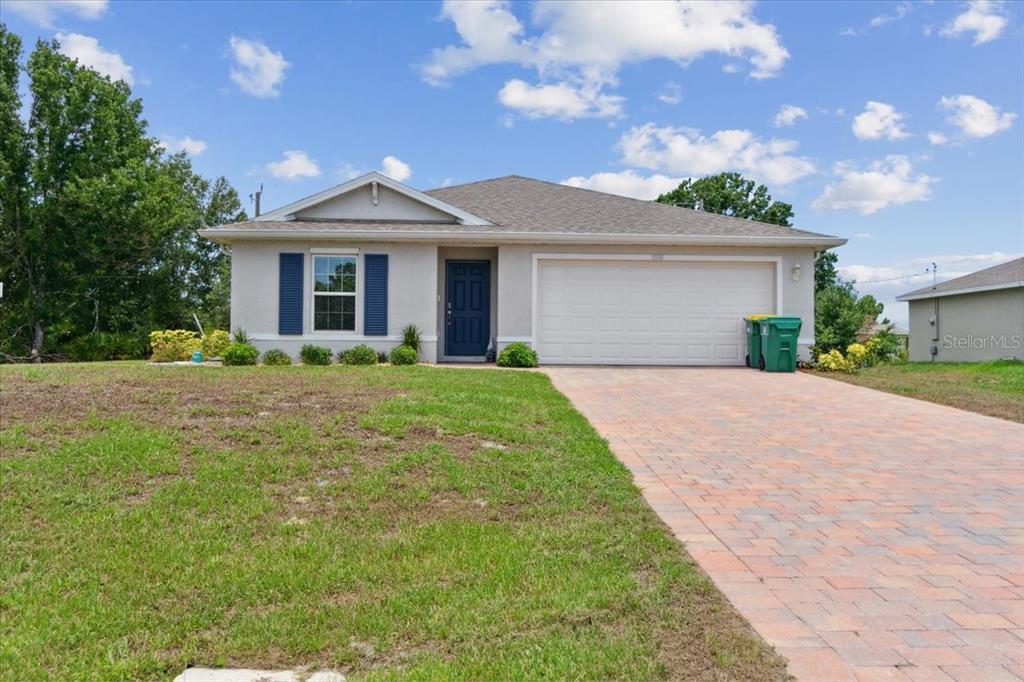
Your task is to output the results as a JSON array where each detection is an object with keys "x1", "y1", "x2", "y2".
[
  {"x1": 228, "y1": 36, "x2": 290, "y2": 98},
  {"x1": 941, "y1": 1, "x2": 1008, "y2": 45},
  {"x1": 561, "y1": 170, "x2": 683, "y2": 200},
  {"x1": 4, "y1": 0, "x2": 107, "y2": 28},
  {"x1": 854, "y1": 232, "x2": 874, "y2": 239},
  {"x1": 773, "y1": 104, "x2": 807, "y2": 127},
  {"x1": 812, "y1": 155, "x2": 934, "y2": 214},
  {"x1": 841, "y1": 1, "x2": 912, "y2": 36},
  {"x1": 852, "y1": 101, "x2": 909, "y2": 140},
  {"x1": 618, "y1": 123, "x2": 815, "y2": 187},
  {"x1": 497, "y1": 78, "x2": 623, "y2": 120},
  {"x1": 657, "y1": 82, "x2": 682, "y2": 105},
  {"x1": 380, "y1": 155, "x2": 412, "y2": 182},
  {"x1": 265, "y1": 150, "x2": 320, "y2": 180},
  {"x1": 55, "y1": 32, "x2": 134, "y2": 85},
  {"x1": 940, "y1": 94, "x2": 1016, "y2": 138},
  {"x1": 927, "y1": 131, "x2": 949, "y2": 145},
  {"x1": 158, "y1": 136, "x2": 207, "y2": 156},
  {"x1": 422, "y1": 1, "x2": 788, "y2": 119}
]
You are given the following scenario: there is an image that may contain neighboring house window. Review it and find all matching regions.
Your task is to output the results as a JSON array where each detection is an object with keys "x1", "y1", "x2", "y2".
[{"x1": 313, "y1": 255, "x2": 356, "y2": 331}]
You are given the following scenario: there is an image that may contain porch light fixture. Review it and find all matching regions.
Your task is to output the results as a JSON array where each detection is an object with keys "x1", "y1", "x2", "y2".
[{"x1": 792, "y1": 262, "x2": 802, "y2": 281}]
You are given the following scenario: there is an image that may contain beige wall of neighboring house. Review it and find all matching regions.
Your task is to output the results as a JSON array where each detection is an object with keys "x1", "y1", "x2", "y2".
[{"x1": 907, "y1": 287, "x2": 1024, "y2": 362}]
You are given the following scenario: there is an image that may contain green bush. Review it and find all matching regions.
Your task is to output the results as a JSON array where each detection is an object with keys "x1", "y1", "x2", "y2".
[
  {"x1": 65, "y1": 332, "x2": 147, "y2": 361},
  {"x1": 340, "y1": 344, "x2": 378, "y2": 365},
  {"x1": 262, "y1": 349, "x2": 292, "y2": 366},
  {"x1": 389, "y1": 345, "x2": 418, "y2": 365},
  {"x1": 201, "y1": 330, "x2": 231, "y2": 358},
  {"x1": 497, "y1": 342, "x2": 538, "y2": 368},
  {"x1": 232, "y1": 327, "x2": 252, "y2": 344},
  {"x1": 377, "y1": 351, "x2": 389, "y2": 364},
  {"x1": 149, "y1": 330, "x2": 201, "y2": 362},
  {"x1": 401, "y1": 324, "x2": 422, "y2": 352},
  {"x1": 300, "y1": 344, "x2": 333, "y2": 366},
  {"x1": 865, "y1": 329, "x2": 905, "y2": 366},
  {"x1": 221, "y1": 342, "x2": 259, "y2": 366}
]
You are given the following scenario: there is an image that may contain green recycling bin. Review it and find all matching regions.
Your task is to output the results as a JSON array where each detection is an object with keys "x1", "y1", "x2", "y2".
[
  {"x1": 743, "y1": 314, "x2": 773, "y2": 368},
  {"x1": 759, "y1": 317, "x2": 802, "y2": 372}
]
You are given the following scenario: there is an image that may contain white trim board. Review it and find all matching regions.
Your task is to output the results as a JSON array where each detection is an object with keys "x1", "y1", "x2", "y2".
[
  {"x1": 253, "y1": 172, "x2": 492, "y2": 226},
  {"x1": 252, "y1": 334, "x2": 438, "y2": 343},
  {"x1": 896, "y1": 281, "x2": 1023, "y2": 302},
  {"x1": 529, "y1": 253, "x2": 784, "y2": 351}
]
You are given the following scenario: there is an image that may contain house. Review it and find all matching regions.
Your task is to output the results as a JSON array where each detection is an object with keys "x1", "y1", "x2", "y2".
[
  {"x1": 856, "y1": 320, "x2": 908, "y2": 347},
  {"x1": 199, "y1": 173, "x2": 846, "y2": 365},
  {"x1": 896, "y1": 256, "x2": 1024, "y2": 362}
]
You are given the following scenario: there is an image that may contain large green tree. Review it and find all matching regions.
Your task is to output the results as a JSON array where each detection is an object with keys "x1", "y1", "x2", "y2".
[
  {"x1": 655, "y1": 172, "x2": 794, "y2": 226},
  {"x1": 0, "y1": 27, "x2": 243, "y2": 360}
]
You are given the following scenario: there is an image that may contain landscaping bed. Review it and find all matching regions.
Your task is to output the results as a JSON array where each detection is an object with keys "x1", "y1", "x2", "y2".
[
  {"x1": 807, "y1": 359, "x2": 1024, "y2": 423},
  {"x1": 0, "y1": 362, "x2": 785, "y2": 680}
]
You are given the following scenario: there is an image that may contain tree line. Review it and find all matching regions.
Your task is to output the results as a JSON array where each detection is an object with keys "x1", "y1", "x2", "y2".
[{"x1": 0, "y1": 25, "x2": 245, "y2": 362}]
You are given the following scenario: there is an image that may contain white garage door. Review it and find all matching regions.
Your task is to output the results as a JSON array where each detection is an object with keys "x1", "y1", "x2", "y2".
[{"x1": 536, "y1": 259, "x2": 776, "y2": 365}]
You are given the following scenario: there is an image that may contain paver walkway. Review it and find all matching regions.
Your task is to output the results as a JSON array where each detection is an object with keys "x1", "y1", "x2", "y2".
[{"x1": 545, "y1": 367, "x2": 1024, "y2": 682}]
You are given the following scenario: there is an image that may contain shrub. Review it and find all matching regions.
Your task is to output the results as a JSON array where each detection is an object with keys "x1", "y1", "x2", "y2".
[
  {"x1": 401, "y1": 324, "x2": 422, "y2": 352},
  {"x1": 497, "y1": 342, "x2": 538, "y2": 368},
  {"x1": 66, "y1": 332, "x2": 147, "y2": 361},
  {"x1": 845, "y1": 342, "x2": 868, "y2": 368},
  {"x1": 377, "y1": 351, "x2": 389, "y2": 364},
  {"x1": 221, "y1": 342, "x2": 259, "y2": 366},
  {"x1": 389, "y1": 345, "x2": 418, "y2": 365},
  {"x1": 201, "y1": 330, "x2": 231, "y2": 358},
  {"x1": 149, "y1": 330, "x2": 201, "y2": 362},
  {"x1": 232, "y1": 327, "x2": 252, "y2": 344},
  {"x1": 300, "y1": 344, "x2": 333, "y2": 366},
  {"x1": 865, "y1": 330, "x2": 904, "y2": 366},
  {"x1": 816, "y1": 348, "x2": 855, "y2": 373},
  {"x1": 262, "y1": 349, "x2": 292, "y2": 366},
  {"x1": 340, "y1": 344, "x2": 378, "y2": 365}
]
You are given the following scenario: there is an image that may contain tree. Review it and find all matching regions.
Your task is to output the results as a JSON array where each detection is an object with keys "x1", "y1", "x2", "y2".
[
  {"x1": 815, "y1": 250, "x2": 839, "y2": 291},
  {"x1": 655, "y1": 172, "x2": 794, "y2": 226},
  {"x1": 815, "y1": 281, "x2": 883, "y2": 353},
  {"x1": 0, "y1": 27, "x2": 244, "y2": 360}
]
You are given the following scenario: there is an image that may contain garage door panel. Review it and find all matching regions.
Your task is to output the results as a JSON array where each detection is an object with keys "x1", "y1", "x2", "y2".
[{"x1": 537, "y1": 260, "x2": 775, "y2": 365}]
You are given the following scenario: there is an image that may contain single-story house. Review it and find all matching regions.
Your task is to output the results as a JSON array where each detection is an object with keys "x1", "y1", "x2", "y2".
[
  {"x1": 199, "y1": 173, "x2": 846, "y2": 365},
  {"x1": 896, "y1": 256, "x2": 1024, "y2": 362}
]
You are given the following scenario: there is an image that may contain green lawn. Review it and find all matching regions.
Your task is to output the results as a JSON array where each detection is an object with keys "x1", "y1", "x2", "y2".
[
  {"x1": 810, "y1": 359, "x2": 1024, "y2": 422},
  {"x1": 0, "y1": 362, "x2": 784, "y2": 681}
]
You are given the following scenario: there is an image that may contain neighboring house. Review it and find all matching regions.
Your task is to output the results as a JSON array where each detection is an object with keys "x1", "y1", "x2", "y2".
[
  {"x1": 896, "y1": 257, "x2": 1024, "y2": 362},
  {"x1": 199, "y1": 173, "x2": 845, "y2": 365},
  {"x1": 856, "y1": 321, "x2": 908, "y2": 346}
]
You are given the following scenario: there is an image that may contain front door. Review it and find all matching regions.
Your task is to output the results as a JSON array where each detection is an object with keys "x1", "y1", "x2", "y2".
[{"x1": 445, "y1": 260, "x2": 490, "y2": 357}]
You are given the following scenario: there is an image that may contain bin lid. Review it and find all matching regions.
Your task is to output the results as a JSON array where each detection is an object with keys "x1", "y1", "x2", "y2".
[
  {"x1": 744, "y1": 314, "x2": 776, "y2": 321},
  {"x1": 763, "y1": 316, "x2": 803, "y2": 329}
]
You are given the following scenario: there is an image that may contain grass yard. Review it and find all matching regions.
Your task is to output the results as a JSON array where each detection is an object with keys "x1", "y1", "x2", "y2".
[
  {"x1": 809, "y1": 359, "x2": 1024, "y2": 423},
  {"x1": 0, "y1": 362, "x2": 784, "y2": 681}
]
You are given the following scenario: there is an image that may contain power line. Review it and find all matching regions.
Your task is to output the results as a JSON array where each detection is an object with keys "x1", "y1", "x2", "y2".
[{"x1": 855, "y1": 265, "x2": 935, "y2": 284}]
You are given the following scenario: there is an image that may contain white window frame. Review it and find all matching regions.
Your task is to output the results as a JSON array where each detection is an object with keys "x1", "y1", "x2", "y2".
[{"x1": 312, "y1": 254, "x2": 358, "y2": 332}]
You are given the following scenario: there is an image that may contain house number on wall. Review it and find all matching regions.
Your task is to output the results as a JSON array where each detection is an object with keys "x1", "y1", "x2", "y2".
[{"x1": 651, "y1": 254, "x2": 665, "y2": 261}]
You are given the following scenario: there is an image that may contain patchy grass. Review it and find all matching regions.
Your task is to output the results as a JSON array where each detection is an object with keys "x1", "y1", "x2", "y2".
[
  {"x1": 809, "y1": 359, "x2": 1024, "y2": 422},
  {"x1": 0, "y1": 362, "x2": 785, "y2": 681}
]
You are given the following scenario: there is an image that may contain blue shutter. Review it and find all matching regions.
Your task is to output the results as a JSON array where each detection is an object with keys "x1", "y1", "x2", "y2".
[
  {"x1": 364, "y1": 254, "x2": 388, "y2": 336},
  {"x1": 278, "y1": 253, "x2": 304, "y2": 335}
]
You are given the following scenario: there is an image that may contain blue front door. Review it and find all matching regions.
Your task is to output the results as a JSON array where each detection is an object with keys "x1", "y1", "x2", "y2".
[{"x1": 445, "y1": 260, "x2": 490, "y2": 357}]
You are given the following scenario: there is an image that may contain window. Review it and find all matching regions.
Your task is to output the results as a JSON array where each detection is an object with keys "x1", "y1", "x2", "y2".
[{"x1": 313, "y1": 255, "x2": 356, "y2": 331}]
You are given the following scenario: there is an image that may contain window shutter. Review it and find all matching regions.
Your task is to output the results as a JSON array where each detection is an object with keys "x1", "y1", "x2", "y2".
[
  {"x1": 364, "y1": 254, "x2": 388, "y2": 336},
  {"x1": 279, "y1": 253, "x2": 304, "y2": 335}
]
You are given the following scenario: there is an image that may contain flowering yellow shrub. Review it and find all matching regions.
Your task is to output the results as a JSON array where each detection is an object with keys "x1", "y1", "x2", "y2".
[
  {"x1": 149, "y1": 330, "x2": 201, "y2": 362},
  {"x1": 816, "y1": 348, "x2": 855, "y2": 373},
  {"x1": 845, "y1": 343, "x2": 868, "y2": 367},
  {"x1": 201, "y1": 330, "x2": 231, "y2": 358}
]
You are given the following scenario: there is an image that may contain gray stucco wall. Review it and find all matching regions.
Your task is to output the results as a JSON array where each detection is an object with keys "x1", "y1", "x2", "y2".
[
  {"x1": 230, "y1": 241, "x2": 439, "y2": 361},
  {"x1": 907, "y1": 287, "x2": 1024, "y2": 362},
  {"x1": 495, "y1": 244, "x2": 818, "y2": 360},
  {"x1": 229, "y1": 241, "x2": 819, "y2": 363}
]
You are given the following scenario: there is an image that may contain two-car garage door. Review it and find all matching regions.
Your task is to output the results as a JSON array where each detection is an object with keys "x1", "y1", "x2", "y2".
[{"x1": 536, "y1": 259, "x2": 776, "y2": 365}]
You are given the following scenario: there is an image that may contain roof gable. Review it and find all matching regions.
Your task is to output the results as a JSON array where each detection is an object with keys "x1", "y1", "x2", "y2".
[{"x1": 255, "y1": 172, "x2": 492, "y2": 225}]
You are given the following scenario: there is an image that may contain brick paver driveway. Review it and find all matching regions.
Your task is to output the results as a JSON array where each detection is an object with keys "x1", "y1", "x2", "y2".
[{"x1": 545, "y1": 367, "x2": 1024, "y2": 682}]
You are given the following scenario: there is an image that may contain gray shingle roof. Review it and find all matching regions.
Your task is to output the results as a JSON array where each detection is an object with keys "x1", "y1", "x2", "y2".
[
  {"x1": 426, "y1": 176, "x2": 837, "y2": 239},
  {"x1": 897, "y1": 257, "x2": 1024, "y2": 300},
  {"x1": 204, "y1": 174, "x2": 844, "y2": 246}
]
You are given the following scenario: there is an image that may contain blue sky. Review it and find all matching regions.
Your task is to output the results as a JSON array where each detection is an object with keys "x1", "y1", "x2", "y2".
[{"x1": 4, "y1": 0, "x2": 1022, "y2": 325}]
